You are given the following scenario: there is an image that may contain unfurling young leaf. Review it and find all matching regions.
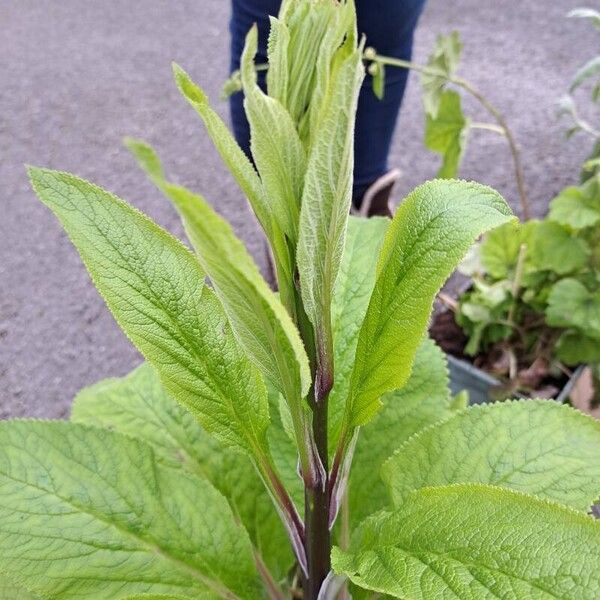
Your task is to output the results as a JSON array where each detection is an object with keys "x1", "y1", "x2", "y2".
[
  {"x1": 296, "y1": 34, "x2": 365, "y2": 393},
  {"x1": 333, "y1": 484, "x2": 600, "y2": 600},
  {"x1": 29, "y1": 167, "x2": 269, "y2": 458}
]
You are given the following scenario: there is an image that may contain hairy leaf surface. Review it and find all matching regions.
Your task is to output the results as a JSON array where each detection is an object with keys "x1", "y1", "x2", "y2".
[
  {"x1": 329, "y1": 216, "x2": 389, "y2": 445},
  {"x1": 0, "y1": 421, "x2": 261, "y2": 600},
  {"x1": 333, "y1": 484, "x2": 600, "y2": 599},
  {"x1": 382, "y1": 400, "x2": 600, "y2": 511},
  {"x1": 241, "y1": 26, "x2": 306, "y2": 243},
  {"x1": 29, "y1": 167, "x2": 269, "y2": 456},
  {"x1": 127, "y1": 139, "x2": 310, "y2": 412},
  {"x1": 348, "y1": 338, "x2": 452, "y2": 527},
  {"x1": 72, "y1": 364, "x2": 294, "y2": 581},
  {"x1": 296, "y1": 40, "x2": 364, "y2": 372},
  {"x1": 347, "y1": 180, "x2": 513, "y2": 426}
]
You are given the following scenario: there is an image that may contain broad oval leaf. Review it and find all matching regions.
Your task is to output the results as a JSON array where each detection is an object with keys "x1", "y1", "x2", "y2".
[
  {"x1": 0, "y1": 421, "x2": 261, "y2": 600},
  {"x1": 29, "y1": 167, "x2": 269, "y2": 456},
  {"x1": 546, "y1": 278, "x2": 600, "y2": 338},
  {"x1": 72, "y1": 363, "x2": 294, "y2": 581},
  {"x1": 333, "y1": 484, "x2": 600, "y2": 599},
  {"x1": 382, "y1": 400, "x2": 600, "y2": 512},
  {"x1": 347, "y1": 180, "x2": 513, "y2": 426}
]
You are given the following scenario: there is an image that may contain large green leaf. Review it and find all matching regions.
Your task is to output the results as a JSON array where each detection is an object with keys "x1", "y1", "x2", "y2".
[
  {"x1": 126, "y1": 140, "x2": 310, "y2": 429},
  {"x1": 549, "y1": 184, "x2": 600, "y2": 229},
  {"x1": 0, "y1": 421, "x2": 261, "y2": 600},
  {"x1": 329, "y1": 216, "x2": 390, "y2": 446},
  {"x1": 546, "y1": 278, "x2": 600, "y2": 339},
  {"x1": 29, "y1": 167, "x2": 269, "y2": 457},
  {"x1": 241, "y1": 26, "x2": 306, "y2": 243},
  {"x1": 333, "y1": 484, "x2": 600, "y2": 599},
  {"x1": 421, "y1": 31, "x2": 462, "y2": 118},
  {"x1": 296, "y1": 37, "x2": 364, "y2": 381},
  {"x1": 425, "y1": 89, "x2": 469, "y2": 178},
  {"x1": 0, "y1": 576, "x2": 41, "y2": 600},
  {"x1": 529, "y1": 221, "x2": 590, "y2": 274},
  {"x1": 346, "y1": 180, "x2": 513, "y2": 426},
  {"x1": 382, "y1": 400, "x2": 600, "y2": 512},
  {"x1": 348, "y1": 338, "x2": 452, "y2": 528},
  {"x1": 480, "y1": 220, "x2": 528, "y2": 279},
  {"x1": 72, "y1": 364, "x2": 294, "y2": 582},
  {"x1": 123, "y1": 595, "x2": 215, "y2": 600}
]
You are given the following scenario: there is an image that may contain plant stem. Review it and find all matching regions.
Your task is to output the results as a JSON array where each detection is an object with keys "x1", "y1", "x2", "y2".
[
  {"x1": 256, "y1": 455, "x2": 307, "y2": 575},
  {"x1": 370, "y1": 53, "x2": 531, "y2": 219},
  {"x1": 254, "y1": 550, "x2": 286, "y2": 600},
  {"x1": 304, "y1": 377, "x2": 331, "y2": 600}
]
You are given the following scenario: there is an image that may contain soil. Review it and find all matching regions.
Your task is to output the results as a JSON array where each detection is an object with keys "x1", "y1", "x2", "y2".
[
  {"x1": 1, "y1": 0, "x2": 598, "y2": 418},
  {"x1": 429, "y1": 310, "x2": 572, "y2": 401}
]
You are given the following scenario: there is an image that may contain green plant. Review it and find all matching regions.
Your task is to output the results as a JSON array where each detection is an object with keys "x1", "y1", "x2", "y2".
[
  {"x1": 452, "y1": 9, "x2": 600, "y2": 400},
  {"x1": 3, "y1": 1, "x2": 600, "y2": 599}
]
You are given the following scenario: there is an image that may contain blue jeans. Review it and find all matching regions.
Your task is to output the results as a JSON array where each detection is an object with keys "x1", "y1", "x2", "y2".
[{"x1": 229, "y1": 0, "x2": 427, "y2": 204}]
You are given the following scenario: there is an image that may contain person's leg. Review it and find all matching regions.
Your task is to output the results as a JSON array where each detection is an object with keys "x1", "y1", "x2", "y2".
[
  {"x1": 352, "y1": 0, "x2": 427, "y2": 205},
  {"x1": 229, "y1": 0, "x2": 281, "y2": 157}
]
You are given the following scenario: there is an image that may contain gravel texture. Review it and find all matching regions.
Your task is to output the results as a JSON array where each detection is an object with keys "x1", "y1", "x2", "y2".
[{"x1": 1, "y1": 0, "x2": 597, "y2": 418}]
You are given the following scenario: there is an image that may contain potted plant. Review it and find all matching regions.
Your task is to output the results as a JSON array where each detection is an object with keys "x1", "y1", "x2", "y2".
[{"x1": 2, "y1": 2, "x2": 600, "y2": 599}]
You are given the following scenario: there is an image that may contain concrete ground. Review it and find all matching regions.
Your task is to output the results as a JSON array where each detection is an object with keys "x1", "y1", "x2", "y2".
[{"x1": 1, "y1": 0, "x2": 597, "y2": 418}]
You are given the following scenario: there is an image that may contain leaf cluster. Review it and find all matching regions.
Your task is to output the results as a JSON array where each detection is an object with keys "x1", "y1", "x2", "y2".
[{"x1": 3, "y1": 1, "x2": 600, "y2": 599}]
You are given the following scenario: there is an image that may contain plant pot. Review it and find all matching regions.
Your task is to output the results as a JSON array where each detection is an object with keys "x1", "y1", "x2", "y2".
[{"x1": 447, "y1": 354, "x2": 585, "y2": 405}]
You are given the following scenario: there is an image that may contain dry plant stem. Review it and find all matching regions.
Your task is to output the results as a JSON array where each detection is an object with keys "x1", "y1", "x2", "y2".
[{"x1": 372, "y1": 54, "x2": 532, "y2": 220}]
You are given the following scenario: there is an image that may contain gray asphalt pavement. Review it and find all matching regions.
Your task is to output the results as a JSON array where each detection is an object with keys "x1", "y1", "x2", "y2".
[{"x1": 1, "y1": 0, "x2": 597, "y2": 418}]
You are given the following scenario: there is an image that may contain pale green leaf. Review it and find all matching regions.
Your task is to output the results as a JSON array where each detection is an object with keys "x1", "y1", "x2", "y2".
[
  {"x1": 29, "y1": 167, "x2": 269, "y2": 456},
  {"x1": 0, "y1": 421, "x2": 261, "y2": 600},
  {"x1": 549, "y1": 184, "x2": 600, "y2": 229},
  {"x1": 241, "y1": 26, "x2": 306, "y2": 243},
  {"x1": 0, "y1": 576, "x2": 41, "y2": 600},
  {"x1": 347, "y1": 180, "x2": 513, "y2": 426},
  {"x1": 425, "y1": 89, "x2": 469, "y2": 178},
  {"x1": 348, "y1": 338, "x2": 452, "y2": 527},
  {"x1": 333, "y1": 484, "x2": 600, "y2": 599},
  {"x1": 266, "y1": 16, "x2": 289, "y2": 105},
  {"x1": 382, "y1": 400, "x2": 600, "y2": 512},
  {"x1": 371, "y1": 62, "x2": 386, "y2": 100},
  {"x1": 570, "y1": 56, "x2": 600, "y2": 92},
  {"x1": 329, "y1": 216, "x2": 390, "y2": 446},
  {"x1": 546, "y1": 278, "x2": 600, "y2": 338},
  {"x1": 71, "y1": 364, "x2": 294, "y2": 582},
  {"x1": 421, "y1": 31, "x2": 462, "y2": 118},
  {"x1": 480, "y1": 220, "x2": 529, "y2": 278},
  {"x1": 126, "y1": 139, "x2": 310, "y2": 417},
  {"x1": 172, "y1": 63, "x2": 270, "y2": 238},
  {"x1": 530, "y1": 220, "x2": 590, "y2": 274},
  {"x1": 296, "y1": 41, "x2": 365, "y2": 374}
]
